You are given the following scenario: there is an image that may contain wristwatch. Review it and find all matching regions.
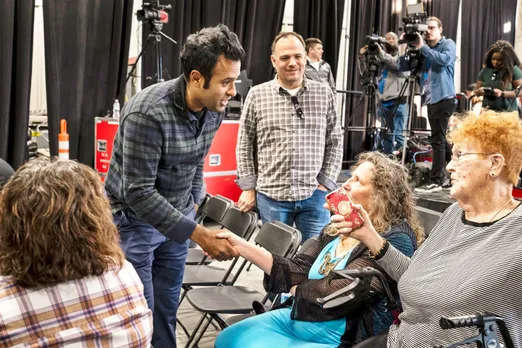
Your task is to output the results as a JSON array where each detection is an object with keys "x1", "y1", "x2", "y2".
[{"x1": 501, "y1": 91, "x2": 505, "y2": 98}]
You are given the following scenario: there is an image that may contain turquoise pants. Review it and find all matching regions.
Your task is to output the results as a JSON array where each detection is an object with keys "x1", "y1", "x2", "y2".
[{"x1": 214, "y1": 308, "x2": 345, "y2": 348}]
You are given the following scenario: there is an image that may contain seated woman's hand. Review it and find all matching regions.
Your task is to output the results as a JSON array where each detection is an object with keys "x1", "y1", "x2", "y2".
[
  {"x1": 215, "y1": 231, "x2": 249, "y2": 250},
  {"x1": 324, "y1": 203, "x2": 383, "y2": 248}
]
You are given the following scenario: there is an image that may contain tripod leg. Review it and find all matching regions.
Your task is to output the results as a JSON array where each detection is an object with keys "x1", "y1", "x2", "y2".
[{"x1": 402, "y1": 77, "x2": 417, "y2": 165}]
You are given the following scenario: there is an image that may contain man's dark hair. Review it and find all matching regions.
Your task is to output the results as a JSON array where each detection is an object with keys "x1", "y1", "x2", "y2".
[
  {"x1": 305, "y1": 38, "x2": 322, "y2": 53},
  {"x1": 180, "y1": 24, "x2": 245, "y2": 89}
]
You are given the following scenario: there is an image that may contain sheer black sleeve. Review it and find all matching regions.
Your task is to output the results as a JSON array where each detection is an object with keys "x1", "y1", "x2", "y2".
[
  {"x1": 292, "y1": 227, "x2": 416, "y2": 322},
  {"x1": 263, "y1": 233, "x2": 332, "y2": 294}
]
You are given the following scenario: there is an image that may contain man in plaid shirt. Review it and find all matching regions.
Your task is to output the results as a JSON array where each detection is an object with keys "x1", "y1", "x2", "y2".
[
  {"x1": 105, "y1": 25, "x2": 244, "y2": 347},
  {"x1": 236, "y1": 32, "x2": 343, "y2": 241}
]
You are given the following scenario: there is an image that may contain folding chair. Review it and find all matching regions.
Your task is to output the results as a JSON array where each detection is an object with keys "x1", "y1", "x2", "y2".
[
  {"x1": 223, "y1": 235, "x2": 315, "y2": 327},
  {"x1": 178, "y1": 206, "x2": 257, "y2": 338},
  {"x1": 183, "y1": 221, "x2": 302, "y2": 348},
  {"x1": 186, "y1": 195, "x2": 234, "y2": 266}
]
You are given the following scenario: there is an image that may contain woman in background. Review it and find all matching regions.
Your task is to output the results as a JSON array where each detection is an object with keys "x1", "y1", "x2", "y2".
[{"x1": 474, "y1": 40, "x2": 522, "y2": 112}]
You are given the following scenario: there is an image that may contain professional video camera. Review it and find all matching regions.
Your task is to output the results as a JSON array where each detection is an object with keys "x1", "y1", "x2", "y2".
[
  {"x1": 137, "y1": 1, "x2": 172, "y2": 22},
  {"x1": 366, "y1": 35, "x2": 388, "y2": 55},
  {"x1": 399, "y1": 3, "x2": 428, "y2": 46}
]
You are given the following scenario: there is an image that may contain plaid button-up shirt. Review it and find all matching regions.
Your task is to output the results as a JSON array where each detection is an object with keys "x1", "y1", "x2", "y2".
[
  {"x1": 0, "y1": 261, "x2": 152, "y2": 347},
  {"x1": 105, "y1": 76, "x2": 224, "y2": 243},
  {"x1": 236, "y1": 77, "x2": 343, "y2": 201}
]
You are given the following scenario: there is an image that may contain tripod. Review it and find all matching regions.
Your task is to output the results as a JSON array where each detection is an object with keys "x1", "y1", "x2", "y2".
[
  {"x1": 391, "y1": 50, "x2": 421, "y2": 165},
  {"x1": 126, "y1": 20, "x2": 177, "y2": 86}
]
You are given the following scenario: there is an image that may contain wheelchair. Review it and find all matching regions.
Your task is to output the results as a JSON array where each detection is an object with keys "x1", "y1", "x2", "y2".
[{"x1": 319, "y1": 267, "x2": 515, "y2": 348}]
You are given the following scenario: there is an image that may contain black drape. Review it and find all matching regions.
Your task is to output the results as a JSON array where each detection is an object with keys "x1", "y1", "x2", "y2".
[
  {"x1": 44, "y1": 0, "x2": 134, "y2": 165},
  {"x1": 342, "y1": 0, "x2": 407, "y2": 164},
  {"x1": 222, "y1": 0, "x2": 286, "y2": 85},
  {"x1": 293, "y1": 0, "x2": 345, "y2": 77},
  {"x1": 460, "y1": 0, "x2": 517, "y2": 90},
  {"x1": 0, "y1": 0, "x2": 35, "y2": 170},
  {"x1": 141, "y1": 0, "x2": 285, "y2": 88},
  {"x1": 423, "y1": 0, "x2": 460, "y2": 41}
]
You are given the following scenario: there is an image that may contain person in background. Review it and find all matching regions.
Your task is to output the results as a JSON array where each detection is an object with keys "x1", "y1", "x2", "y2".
[
  {"x1": 401, "y1": 17, "x2": 456, "y2": 193},
  {"x1": 236, "y1": 32, "x2": 343, "y2": 242},
  {"x1": 0, "y1": 159, "x2": 152, "y2": 347},
  {"x1": 305, "y1": 37, "x2": 336, "y2": 93},
  {"x1": 358, "y1": 32, "x2": 409, "y2": 154},
  {"x1": 0, "y1": 158, "x2": 14, "y2": 189},
  {"x1": 217, "y1": 152, "x2": 423, "y2": 347},
  {"x1": 104, "y1": 24, "x2": 245, "y2": 347},
  {"x1": 474, "y1": 40, "x2": 522, "y2": 112},
  {"x1": 332, "y1": 110, "x2": 522, "y2": 346}
]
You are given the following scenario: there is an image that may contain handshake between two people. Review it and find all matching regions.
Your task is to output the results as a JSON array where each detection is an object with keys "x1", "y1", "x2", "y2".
[{"x1": 194, "y1": 185, "x2": 385, "y2": 262}]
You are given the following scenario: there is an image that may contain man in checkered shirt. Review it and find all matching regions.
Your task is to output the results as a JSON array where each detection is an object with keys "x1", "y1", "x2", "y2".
[
  {"x1": 236, "y1": 32, "x2": 343, "y2": 241},
  {"x1": 105, "y1": 25, "x2": 244, "y2": 347}
]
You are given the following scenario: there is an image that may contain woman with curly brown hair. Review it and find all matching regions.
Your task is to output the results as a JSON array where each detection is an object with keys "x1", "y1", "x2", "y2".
[
  {"x1": 474, "y1": 40, "x2": 522, "y2": 112},
  {"x1": 215, "y1": 152, "x2": 423, "y2": 347},
  {"x1": 338, "y1": 110, "x2": 522, "y2": 346},
  {"x1": 0, "y1": 159, "x2": 152, "y2": 347}
]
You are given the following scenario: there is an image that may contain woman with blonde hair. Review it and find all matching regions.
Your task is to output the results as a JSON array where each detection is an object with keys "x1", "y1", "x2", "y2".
[
  {"x1": 335, "y1": 110, "x2": 522, "y2": 346},
  {"x1": 0, "y1": 159, "x2": 152, "y2": 346},
  {"x1": 215, "y1": 152, "x2": 423, "y2": 347}
]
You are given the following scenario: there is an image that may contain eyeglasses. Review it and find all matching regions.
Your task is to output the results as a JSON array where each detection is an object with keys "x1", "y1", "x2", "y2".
[
  {"x1": 450, "y1": 151, "x2": 496, "y2": 165},
  {"x1": 291, "y1": 96, "x2": 304, "y2": 119}
]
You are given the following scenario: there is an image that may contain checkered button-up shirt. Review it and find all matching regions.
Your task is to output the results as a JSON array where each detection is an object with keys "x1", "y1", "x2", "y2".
[
  {"x1": 0, "y1": 261, "x2": 152, "y2": 347},
  {"x1": 236, "y1": 77, "x2": 342, "y2": 201}
]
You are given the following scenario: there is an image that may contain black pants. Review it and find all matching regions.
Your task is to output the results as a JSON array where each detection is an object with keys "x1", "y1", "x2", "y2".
[{"x1": 427, "y1": 98, "x2": 456, "y2": 185}]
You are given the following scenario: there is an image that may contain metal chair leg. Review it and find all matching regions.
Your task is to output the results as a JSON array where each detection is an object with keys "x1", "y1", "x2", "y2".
[
  {"x1": 191, "y1": 313, "x2": 214, "y2": 348},
  {"x1": 184, "y1": 313, "x2": 207, "y2": 348},
  {"x1": 177, "y1": 317, "x2": 191, "y2": 339}
]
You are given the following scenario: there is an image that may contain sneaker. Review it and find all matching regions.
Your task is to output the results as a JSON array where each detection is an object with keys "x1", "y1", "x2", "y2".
[
  {"x1": 441, "y1": 176, "x2": 452, "y2": 188},
  {"x1": 414, "y1": 183, "x2": 442, "y2": 193}
]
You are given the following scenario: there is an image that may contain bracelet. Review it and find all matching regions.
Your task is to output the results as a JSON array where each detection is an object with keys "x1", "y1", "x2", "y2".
[{"x1": 370, "y1": 238, "x2": 389, "y2": 260}]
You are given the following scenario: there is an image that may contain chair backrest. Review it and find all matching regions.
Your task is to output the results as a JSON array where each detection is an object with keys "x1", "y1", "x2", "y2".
[
  {"x1": 220, "y1": 207, "x2": 257, "y2": 239},
  {"x1": 415, "y1": 206, "x2": 442, "y2": 237},
  {"x1": 254, "y1": 221, "x2": 301, "y2": 257},
  {"x1": 270, "y1": 220, "x2": 302, "y2": 257},
  {"x1": 297, "y1": 236, "x2": 318, "y2": 255},
  {"x1": 200, "y1": 195, "x2": 234, "y2": 223}
]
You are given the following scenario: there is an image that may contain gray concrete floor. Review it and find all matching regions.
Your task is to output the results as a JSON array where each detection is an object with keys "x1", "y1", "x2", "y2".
[{"x1": 176, "y1": 247, "x2": 266, "y2": 347}]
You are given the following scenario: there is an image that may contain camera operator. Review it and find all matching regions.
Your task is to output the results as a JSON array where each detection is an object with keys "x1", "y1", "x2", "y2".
[
  {"x1": 400, "y1": 17, "x2": 456, "y2": 193},
  {"x1": 358, "y1": 32, "x2": 409, "y2": 154}
]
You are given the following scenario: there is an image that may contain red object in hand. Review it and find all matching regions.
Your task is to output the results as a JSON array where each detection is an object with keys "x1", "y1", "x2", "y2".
[{"x1": 325, "y1": 187, "x2": 364, "y2": 229}]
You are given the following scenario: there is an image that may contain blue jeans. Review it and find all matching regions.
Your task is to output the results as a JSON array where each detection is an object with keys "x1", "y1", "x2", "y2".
[
  {"x1": 114, "y1": 209, "x2": 194, "y2": 348},
  {"x1": 256, "y1": 189, "x2": 330, "y2": 241},
  {"x1": 377, "y1": 102, "x2": 408, "y2": 154}
]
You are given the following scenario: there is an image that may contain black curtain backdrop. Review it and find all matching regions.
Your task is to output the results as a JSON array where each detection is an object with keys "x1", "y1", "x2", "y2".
[
  {"x1": 342, "y1": 0, "x2": 407, "y2": 164},
  {"x1": 0, "y1": 0, "x2": 35, "y2": 170},
  {"x1": 460, "y1": 0, "x2": 517, "y2": 90},
  {"x1": 44, "y1": 0, "x2": 134, "y2": 165},
  {"x1": 423, "y1": 0, "x2": 460, "y2": 41},
  {"x1": 141, "y1": 0, "x2": 285, "y2": 88},
  {"x1": 293, "y1": 0, "x2": 345, "y2": 78},
  {"x1": 222, "y1": 0, "x2": 286, "y2": 85}
]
